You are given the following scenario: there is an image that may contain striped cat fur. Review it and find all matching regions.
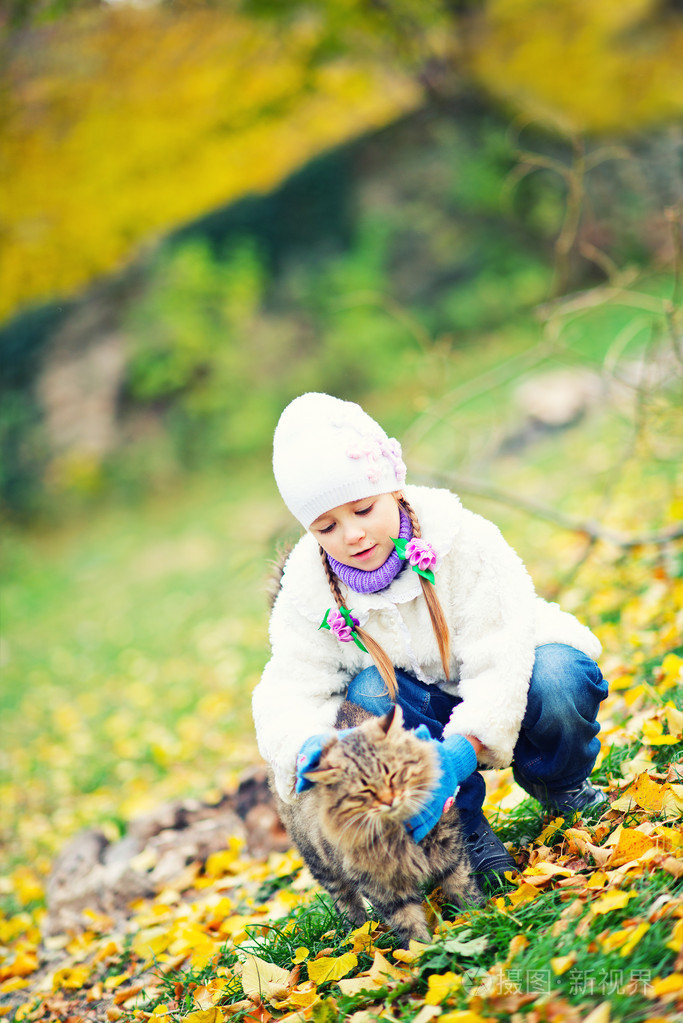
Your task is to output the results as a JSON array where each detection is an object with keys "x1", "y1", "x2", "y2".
[{"x1": 271, "y1": 702, "x2": 481, "y2": 943}]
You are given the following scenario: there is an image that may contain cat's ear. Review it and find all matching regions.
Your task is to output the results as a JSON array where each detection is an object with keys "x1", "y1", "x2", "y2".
[
  {"x1": 303, "y1": 766, "x2": 343, "y2": 786},
  {"x1": 378, "y1": 703, "x2": 404, "y2": 739}
]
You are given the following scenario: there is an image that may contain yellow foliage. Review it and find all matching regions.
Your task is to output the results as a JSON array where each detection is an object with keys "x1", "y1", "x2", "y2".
[
  {"x1": 307, "y1": 951, "x2": 358, "y2": 985},
  {"x1": 425, "y1": 970, "x2": 463, "y2": 1005},
  {"x1": 469, "y1": 0, "x2": 683, "y2": 134},
  {"x1": 0, "y1": 6, "x2": 419, "y2": 323}
]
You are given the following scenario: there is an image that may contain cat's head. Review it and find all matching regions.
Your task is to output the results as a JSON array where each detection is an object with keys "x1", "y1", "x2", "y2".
[{"x1": 302, "y1": 705, "x2": 439, "y2": 838}]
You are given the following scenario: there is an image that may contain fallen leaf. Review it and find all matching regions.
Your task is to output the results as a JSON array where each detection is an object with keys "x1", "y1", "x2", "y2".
[
  {"x1": 606, "y1": 829, "x2": 656, "y2": 867},
  {"x1": 307, "y1": 952, "x2": 357, "y2": 985},
  {"x1": 642, "y1": 718, "x2": 680, "y2": 746},
  {"x1": 648, "y1": 973, "x2": 683, "y2": 999},
  {"x1": 551, "y1": 952, "x2": 577, "y2": 975},
  {"x1": 411, "y1": 1008, "x2": 442, "y2": 1023},
  {"x1": 241, "y1": 956, "x2": 291, "y2": 1004},
  {"x1": 495, "y1": 882, "x2": 542, "y2": 910},
  {"x1": 582, "y1": 1002, "x2": 611, "y2": 1023},
  {"x1": 424, "y1": 971, "x2": 462, "y2": 1005},
  {"x1": 180, "y1": 1010, "x2": 227, "y2": 1023},
  {"x1": 590, "y1": 890, "x2": 638, "y2": 915},
  {"x1": 667, "y1": 919, "x2": 683, "y2": 954}
]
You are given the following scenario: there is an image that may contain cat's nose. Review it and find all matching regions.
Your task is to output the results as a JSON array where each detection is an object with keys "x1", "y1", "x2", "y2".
[{"x1": 376, "y1": 788, "x2": 394, "y2": 806}]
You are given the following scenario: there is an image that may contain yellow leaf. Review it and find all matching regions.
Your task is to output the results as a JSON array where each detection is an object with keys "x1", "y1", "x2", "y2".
[
  {"x1": 662, "y1": 857, "x2": 683, "y2": 879},
  {"x1": 591, "y1": 890, "x2": 638, "y2": 915},
  {"x1": 610, "y1": 673, "x2": 634, "y2": 691},
  {"x1": 291, "y1": 947, "x2": 309, "y2": 964},
  {"x1": 661, "y1": 784, "x2": 683, "y2": 817},
  {"x1": 551, "y1": 952, "x2": 577, "y2": 975},
  {"x1": 307, "y1": 952, "x2": 358, "y2": 985},
  {"x1": 0, "y1": 978, "x2": 29, "y2": 995},
  {"x1": 337, "y1": 975, "x2": 383, "y2": 997},
  {"x1": 241, "y1": 954, "x2": 291, "y2": 1004},
  {"x1": 9, "y1": 868, "x2": 43, "y2": 907},
  {"x1": 650, "y1": 973, "x2": 683, "y2": 998},
  {"x1": 366, "y1": 951, "x2": 405, "y2": 985},
  {"x1": 620, "y1": 922, "x2": 650, "y2": 957},
  {"x1": 606, "y1": 829, "x2": 656, "y2": 867},
  {"x1": 425, "y1": 971, "x2": 462, "y2": 1005},
  {"x1": 343, "y1": 920, "x2": 381, "y2": 954},
  {"x1": 600, "y1": 928, "x2": 632, "y2": 953},
  {"x1": 655, "y1": 653, "x2": 683, "y2": 692},
  {"x1": 667, "y1": 919, "x2": 683, "y2": 954},
  {"x1": 664, "y1": 704, "x2": 683, "y2": 737},
  {"x1": 104, "y1": 973, "x2": 131, "y2": 991},
  {"x1": 392, "y1": 939, "x2": 429, "y2": 964},
  {"x1": 52, "y1": 964, "x2": 91, "y2": 990},
  {"x1": 582, "y1": 1003, "x2": 611, "y2": 1023},
  {"x1": 624, "y1": 774, "x2": 667, "y2": 814},
  {"x1": 440, "y1": 1012, "x2": 492, "y2": 1023},
  {"x1": 192, "y1": 979, "x2": 232, "y2": 1009},
  {"x1": 285, "y1": 982, "x2": 319, "y2": 1009},
  {"x1": 534, "y1": 818, "x2": 566, "y2": 845},
  {"x1": 642, "y1": 718, "x2": 680, "y2": 746},
  {"x1": 504, "y1": 934, "x2": 530, "y2": 964},
  {"x1": 180, "y1": 1011, "x2": 226, "y2": 1023},
  {"x1": 411, "y1": 1009, "x2": 442, "y2": 1023},
  {"x1": 495, "y1": 882, "x2": 542, "y2": 910},
  {"x1": 204, "y1": 838, "x2": 245, "y2": 878},
  {"x1": 653, "y1": 826, "x2": 683, "y2": 851},
  {"x1": 0, "y1": 951, "x2": 38, "y2": 980},
  {"x1": 523, "y1": 862, "x2": 574, "y2": 886}
]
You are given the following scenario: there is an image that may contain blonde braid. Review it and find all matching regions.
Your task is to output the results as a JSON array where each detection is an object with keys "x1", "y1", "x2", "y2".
[
  {"x1": 319, "y1": 545, "x2": 398, "y2": 700},
  {"x1": 401, "y1": 498, "x2": 452, "y2": 680}
]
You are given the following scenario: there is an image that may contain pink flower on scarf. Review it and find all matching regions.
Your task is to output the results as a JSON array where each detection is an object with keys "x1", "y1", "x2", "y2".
[
  {"x1": 405, "y1": 538, "x2": 437, "y2": 573},
  {"x1": 328, "y1": 609, "x2": 360, "y2": 643}
]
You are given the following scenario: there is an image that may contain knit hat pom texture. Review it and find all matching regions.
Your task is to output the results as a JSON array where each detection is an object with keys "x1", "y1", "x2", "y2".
[{"x1": 273, "y1": 393, "x2": 407, "y2": 529}]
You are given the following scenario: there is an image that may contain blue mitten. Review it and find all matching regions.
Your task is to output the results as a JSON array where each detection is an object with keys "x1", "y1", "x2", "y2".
[
  {"x1": 406, "y1": 729, "x2": 478, "y2": 843},
  {"x1": 295, "y1": 730, "x2": 353, "y2": 793}
]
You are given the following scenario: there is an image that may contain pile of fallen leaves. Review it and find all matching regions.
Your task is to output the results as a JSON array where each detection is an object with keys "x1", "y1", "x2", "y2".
[{"x1": 1, "y1": 538, "x2": 682, "y2": 1023}]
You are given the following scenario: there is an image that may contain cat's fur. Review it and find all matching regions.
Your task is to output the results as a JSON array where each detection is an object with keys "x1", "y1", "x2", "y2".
[{"x1": 272, "y1": 702, "x2": 481, "y2": 943}]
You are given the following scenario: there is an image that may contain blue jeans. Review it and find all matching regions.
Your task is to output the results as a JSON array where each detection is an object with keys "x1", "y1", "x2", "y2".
[{"x1": 345, "y1": 643, "x2": 608, "y2": 832}]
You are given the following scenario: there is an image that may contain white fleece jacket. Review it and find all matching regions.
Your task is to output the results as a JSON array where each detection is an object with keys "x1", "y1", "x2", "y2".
[{"x1": 252, "y1": 485, "x2": 602, "y2": 802}]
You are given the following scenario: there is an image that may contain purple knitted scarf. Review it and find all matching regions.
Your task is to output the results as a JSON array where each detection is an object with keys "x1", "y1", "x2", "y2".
[{"x1": 327, "y1": 508, "x2": 413, "y2": 594}]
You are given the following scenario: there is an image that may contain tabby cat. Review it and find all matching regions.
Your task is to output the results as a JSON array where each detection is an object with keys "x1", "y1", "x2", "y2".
[{"x1": 273, "y1": 702, "x2": 481, "y2": 943}]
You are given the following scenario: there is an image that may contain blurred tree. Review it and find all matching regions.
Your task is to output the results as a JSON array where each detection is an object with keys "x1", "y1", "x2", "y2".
[
  {"x1": 1, "y1": 0, "x2": 681, "y2": 323},
  {"x1": 0, "y1": 3, "x2": 420, "y2": 323}
]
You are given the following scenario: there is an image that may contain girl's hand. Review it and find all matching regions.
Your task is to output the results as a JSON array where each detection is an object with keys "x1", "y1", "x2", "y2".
[
  {"x1": 295, "y1": 734, "x2": 329, "y2": 793},
  {"x1": 295, "y1": 730, "x2": 353, "y2": 793},
  {"x1": 406, "y1": 731, "x2": 478, "y2": 843}
]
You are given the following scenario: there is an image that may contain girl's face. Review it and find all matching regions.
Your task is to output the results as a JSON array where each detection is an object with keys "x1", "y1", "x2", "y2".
[{"x1": 310, "y1": 492, "x2": 402, "y2": 571}]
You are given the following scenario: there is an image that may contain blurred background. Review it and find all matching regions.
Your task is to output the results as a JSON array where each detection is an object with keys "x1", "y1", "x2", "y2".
[{"x1": 1, "y1": 0, "x2": 682, "y2": 877}]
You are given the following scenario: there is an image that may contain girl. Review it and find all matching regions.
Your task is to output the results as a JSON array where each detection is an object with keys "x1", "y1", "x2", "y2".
[{"x1": 252, "y1": 392, "x2": 608, "y2": 885}]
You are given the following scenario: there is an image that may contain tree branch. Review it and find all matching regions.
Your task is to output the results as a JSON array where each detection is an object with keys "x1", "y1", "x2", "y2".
[{"x1": 412, "y1": 464, "x2": 683, "y2": 548}]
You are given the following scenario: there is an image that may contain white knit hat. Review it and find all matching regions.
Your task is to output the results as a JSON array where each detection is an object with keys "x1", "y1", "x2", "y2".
[{"x1": 273, "y1": 393, "x2": 407, "y2": 529}]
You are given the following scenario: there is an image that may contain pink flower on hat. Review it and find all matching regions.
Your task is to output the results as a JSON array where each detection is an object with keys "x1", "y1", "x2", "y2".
[{"x1": 405, "y1": 538, "x2": 437, "y2": 573}]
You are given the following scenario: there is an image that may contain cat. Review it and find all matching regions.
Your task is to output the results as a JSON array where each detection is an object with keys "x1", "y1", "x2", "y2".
[{"x1": 272, "y1": 701, "x2": 482, "y2": 944}]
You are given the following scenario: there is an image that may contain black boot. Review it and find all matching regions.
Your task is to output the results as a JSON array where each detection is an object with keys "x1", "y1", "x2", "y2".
[
  {"x1": 465, "y1": 815, "x2": 518, "y2": 891},
  {"x1": 513, "y1": 769, "x2": 609, "y2": 819}
]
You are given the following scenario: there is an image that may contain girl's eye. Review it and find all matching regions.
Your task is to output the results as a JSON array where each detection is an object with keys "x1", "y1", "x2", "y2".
[
  {"x1": 356, "y1": 505, "x2": 373, "y2": 516},
  {"x1": 318, "y1": 523, "x2": 335, "y2": 534}
]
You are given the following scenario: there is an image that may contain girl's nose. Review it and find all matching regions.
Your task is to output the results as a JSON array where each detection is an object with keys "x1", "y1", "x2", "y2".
[{"x1": 343, "y1": 520, "x2": 365, "y2": 545}]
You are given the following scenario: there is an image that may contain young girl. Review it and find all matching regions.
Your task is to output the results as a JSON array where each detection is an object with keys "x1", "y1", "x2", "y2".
[{"x1": 253, "y1": 392, "x2": 608, "y2": 885}]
